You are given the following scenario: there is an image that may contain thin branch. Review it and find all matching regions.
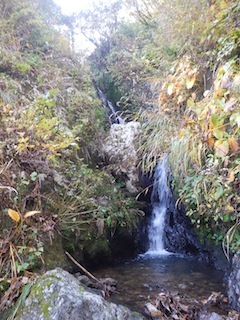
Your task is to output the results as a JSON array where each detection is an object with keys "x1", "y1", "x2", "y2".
[{"x1": 65, "y1": 251, "x2": 102, "y2": 286}]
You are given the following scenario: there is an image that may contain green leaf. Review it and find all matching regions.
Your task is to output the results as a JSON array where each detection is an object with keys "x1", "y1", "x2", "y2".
[
  {"x1": 211, "y1": 114, "x2": 219, "y2": 127},
  {"x1": 215, "y1": 186, "x2": 224, "y2": 199},
  {"x1": 213, "y1": 128, "x2": 224, "y2": 140},
  {"x1": 230, "y1": 113, "x2": 240, "y2": 128}
]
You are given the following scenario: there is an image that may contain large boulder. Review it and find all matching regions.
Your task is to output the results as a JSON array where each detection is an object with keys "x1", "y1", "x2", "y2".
[
  {"x1": 15, "y1": 268, "x2": 146, "y2": 320},
  {"x1": 102, "y1": 121, "x2": 141, "y2": 194},
  {"x1": 228, "y1": 251, "x2": 240, "y2": 311}
]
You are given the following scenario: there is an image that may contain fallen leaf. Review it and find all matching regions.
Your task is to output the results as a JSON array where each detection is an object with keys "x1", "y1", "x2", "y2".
[
  {"x1": 8, "y1": 209, "x2": 20, "y2": 223},
  {"x1": 23, "y1": 211, "x2": 41, "y2": 219}
]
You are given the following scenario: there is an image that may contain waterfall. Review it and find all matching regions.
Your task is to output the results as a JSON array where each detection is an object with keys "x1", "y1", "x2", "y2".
[
  {"x1": 97, "y1": 87, "x2": 124, "y2": 125},
  {"x1": 146, "y1": 156, "x2": 171, "y2": 255}
]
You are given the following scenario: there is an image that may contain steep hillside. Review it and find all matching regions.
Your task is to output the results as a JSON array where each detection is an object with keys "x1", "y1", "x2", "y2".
[{"x1": 0, "y1": 0, "x2": 141, "y2": 307}]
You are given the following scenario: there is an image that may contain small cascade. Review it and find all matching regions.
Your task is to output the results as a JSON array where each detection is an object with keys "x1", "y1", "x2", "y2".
[
  {"x1": 97, "y1": 87, "x2": 124, "y2": 124},
  {"x1": 107, "y1": 100, "x2": 124, "y2": 125},
  {"x1": 146, "y1": 156, "x2": 171, "y2": 255}
]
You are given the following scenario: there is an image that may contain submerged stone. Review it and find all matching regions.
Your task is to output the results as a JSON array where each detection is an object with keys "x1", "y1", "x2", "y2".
[{"x1": 15, "y1": 268, "x2": 146, "y2": 320}]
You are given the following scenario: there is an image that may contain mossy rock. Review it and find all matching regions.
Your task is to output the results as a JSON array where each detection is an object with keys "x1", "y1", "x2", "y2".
[{"x1": 14, "y1": 268, "x2": 146, "y2": 320}]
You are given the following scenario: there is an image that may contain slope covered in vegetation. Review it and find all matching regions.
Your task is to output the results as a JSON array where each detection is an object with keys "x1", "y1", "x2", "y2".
[{"x1": 0, "y1": 0, "x2": 141, "y2": 305}]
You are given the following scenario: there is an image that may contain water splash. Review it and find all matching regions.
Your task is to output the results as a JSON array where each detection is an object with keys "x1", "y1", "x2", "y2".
[{"x1": 146, "y1": 156, "x2": 172, "y2": 255}]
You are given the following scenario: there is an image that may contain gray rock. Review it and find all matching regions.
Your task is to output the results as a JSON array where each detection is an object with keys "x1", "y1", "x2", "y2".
[
  {"x1": 15, "y1": 268, "x2": 146, "y2": 320},
  {"x1": 102, "y1": 121, "x2": 141, "y2": 194},
  {"x1": 198, "y1": 311, "x2": 224, "y2": 320},
  {"x1": 228, "y1": 251, "x2": 240, "y2": 311}
]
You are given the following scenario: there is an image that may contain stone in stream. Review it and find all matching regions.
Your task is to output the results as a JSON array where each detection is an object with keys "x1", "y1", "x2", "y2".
[{"x1": 14, "y1": 268, "x2": 146, "y2": 320}]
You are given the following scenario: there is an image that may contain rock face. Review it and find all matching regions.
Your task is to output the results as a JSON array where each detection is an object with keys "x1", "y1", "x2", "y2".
[
  {"x1": 15, "y1": 268, "x2": 146, "y2": 320},
  {"x1": 102, "y1": 121, "x2": 141, "y2": 194},
  {"x1": 228, "y1": 251, "x2": 240, "y2": 311},
  {"x1": 164, "y1": 199, "x2": 210, "y2": 260}
]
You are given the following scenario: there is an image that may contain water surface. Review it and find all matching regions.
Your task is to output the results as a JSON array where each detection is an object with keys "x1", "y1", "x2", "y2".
[{"x1": 95, "y1": 254, "x2": 224, "y2": 313}]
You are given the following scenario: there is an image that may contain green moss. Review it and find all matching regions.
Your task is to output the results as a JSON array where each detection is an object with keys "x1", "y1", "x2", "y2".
[
  {"x1": 79, "y1": 286, "x2": 85, "y2": 294},
  {"x1": 42, "y1": 301, "x2": 50, "y2": 317}
]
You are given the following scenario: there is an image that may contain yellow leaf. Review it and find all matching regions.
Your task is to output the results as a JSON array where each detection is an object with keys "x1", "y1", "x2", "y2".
[
  {"x1": 23, "y1": 211, "x2": 41, "y2": 219},
  {"x1": 214, "y1": 140, "x2": 229, "y2": 157},
  {"x1": 186, "y1": 77, "x2": 196, "y2": 89},
  {"x1": 227, "y1": 170, "x2": 235, "y2": 184},
  {"x1": 220, "y1": 0, "x2": 227, "y2": 9},
  {"x1": 228, "y1": 137, "x2": 239, "y2": 153},
  {"x1": 8, "y1": 209, "x2": 21, "y2": 222},
  {"x1": 167, "y1": 83, "x2": 174, "y2": 96},
  {"x1": 213, "y1": 128, "x2": 224, "y2": 140}
]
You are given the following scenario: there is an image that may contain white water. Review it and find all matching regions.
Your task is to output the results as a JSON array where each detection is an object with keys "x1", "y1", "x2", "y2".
[
  {"x1": 107, "y1": 100, "x2": 124, "y2": 124},
  {"x1": 97, "y1": 87, "x2": 124, "y2": 124},
  {"x1": 146, "y1": 156, "x2": 172, "y2": 255}
]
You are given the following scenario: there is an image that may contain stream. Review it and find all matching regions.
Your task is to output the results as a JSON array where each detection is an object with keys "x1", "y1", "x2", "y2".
[
  {"x1": 95, "y1": 253, "x2": 224, "y2": 313},
  {"x1": 94, "y1": 101, "x2": 226, "y2": 315},
  {"x1": 94, "y1": 157, "x2": 225, "y2": 314}
]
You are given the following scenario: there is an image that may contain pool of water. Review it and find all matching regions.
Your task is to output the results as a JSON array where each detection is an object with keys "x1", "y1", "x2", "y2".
[{"x1": 94, "y1": 253, "x2": 225, "y2": 313}]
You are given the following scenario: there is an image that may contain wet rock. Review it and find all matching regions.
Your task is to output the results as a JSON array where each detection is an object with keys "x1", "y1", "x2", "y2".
[
  {"x1": 74, "y1": 273, "x2": 92, "y2": 286},
  {"x1": 163, "y1": 198, "x2": 210, "y2": 259},
  {"x1": 228, "y1": 251, "x2": 240, "y2": 311},
  {"x1": 15, "y1": 268, "x2": 146, "y2": 320}
]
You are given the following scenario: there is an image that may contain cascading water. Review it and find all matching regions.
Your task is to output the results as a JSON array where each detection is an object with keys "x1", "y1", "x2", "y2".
[
  {"x1": 146, "y1": 156, "x2": 171, "y2": 255},
  {"x1": 97, "y1": 87, "x2": 124, "y2": 124}
]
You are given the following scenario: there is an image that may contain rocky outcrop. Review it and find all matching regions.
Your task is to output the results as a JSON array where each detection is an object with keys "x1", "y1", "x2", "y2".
[
  {"x1": 15, "y1": 268, "x2": 146, "y2": 320},
  {"x1": 228, "y1": 251, "x2": 240, "y2": 311},
  {"x1": 102, "y1": 121, "x2": 141, "y2": 194}
]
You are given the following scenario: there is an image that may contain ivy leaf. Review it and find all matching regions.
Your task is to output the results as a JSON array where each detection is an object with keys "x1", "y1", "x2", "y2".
[{"x1": 8, "y1": 209, "x2": 21, "y2": 222}]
